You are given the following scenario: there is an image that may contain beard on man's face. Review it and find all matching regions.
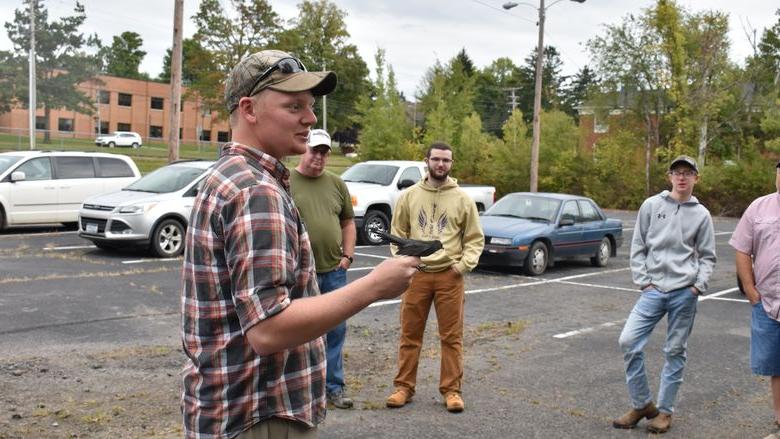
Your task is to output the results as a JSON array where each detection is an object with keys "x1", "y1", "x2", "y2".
[{"x1": 429, "y1": 168, "x2": 450, "y2": 181}]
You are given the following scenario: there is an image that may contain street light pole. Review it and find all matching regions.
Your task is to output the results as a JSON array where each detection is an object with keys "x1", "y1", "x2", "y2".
[
  {"x1": 503, "y1": 0, "x2": 585, "y2": 192},
  {"x1": 529, "y1": 0, "x2": 545, "y2": 192}
]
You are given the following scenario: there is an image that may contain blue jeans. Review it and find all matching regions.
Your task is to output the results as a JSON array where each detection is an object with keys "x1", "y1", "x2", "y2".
[
  {"x1": 317, "y1": 268, "x2": 348, "y2": 395},
  {"x1": 618, "y1": 287, "x2": 698, "y2": 414}
]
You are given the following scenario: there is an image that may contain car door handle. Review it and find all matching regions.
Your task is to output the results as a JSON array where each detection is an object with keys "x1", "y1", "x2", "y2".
[
  {"x1": 44, "y1": 186, "x2": 56, "y2": 190},
  {"x1": 59, "y1": 186, "x2": 71, "y2": 189}
]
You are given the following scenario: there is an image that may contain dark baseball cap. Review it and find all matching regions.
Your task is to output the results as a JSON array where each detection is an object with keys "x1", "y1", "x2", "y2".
[
  {"x1": 224, "y1": 49, "x2": 337, "y2": 113},
  {"x1": 669, "y1": 155, "x2": 698, "y2": 173}
]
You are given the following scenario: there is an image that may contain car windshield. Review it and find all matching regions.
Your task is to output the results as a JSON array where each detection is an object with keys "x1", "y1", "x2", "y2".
[
  {"x1": 484, "y1": 194, "x2": 561, "y2": 222},
  {"x1": 342, "y1": 164, "x2": 399, "y2": 186},
  {"x1": 0, "y1": 155, "x2": 23, "y2": 175},
  {"x1": 125, "y1": 165, "x2": 205, "y2": 194}
]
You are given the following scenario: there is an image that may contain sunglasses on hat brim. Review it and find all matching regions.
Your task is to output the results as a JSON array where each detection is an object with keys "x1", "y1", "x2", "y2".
[{"x1": 246, "y1": 57, "x2": 307, "y2": 99}]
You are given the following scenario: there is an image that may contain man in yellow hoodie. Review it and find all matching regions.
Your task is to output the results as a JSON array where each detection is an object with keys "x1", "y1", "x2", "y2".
[{"x1": 385, "y1": 142, "x2": 485, "y2": 413}]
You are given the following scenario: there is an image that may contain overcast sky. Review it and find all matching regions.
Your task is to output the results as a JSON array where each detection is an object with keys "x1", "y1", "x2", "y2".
[{"x1": 0, "y1": 0, "x2": 777, "y2": 100}]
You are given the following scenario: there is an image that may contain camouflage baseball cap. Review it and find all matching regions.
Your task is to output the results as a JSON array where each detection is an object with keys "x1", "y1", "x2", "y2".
[{"x1": 224, "y1": 49, "x2": 337, "y2": 113}]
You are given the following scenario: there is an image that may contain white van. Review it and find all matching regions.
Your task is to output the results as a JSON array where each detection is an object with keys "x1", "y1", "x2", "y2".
[{"x1": 0, "y1": 151, "x2": 141, "y2": 229}]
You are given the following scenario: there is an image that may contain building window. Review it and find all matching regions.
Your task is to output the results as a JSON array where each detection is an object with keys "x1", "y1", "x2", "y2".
[
  {"x1": 118, "y1": 93, "x2": 132, "y2": 107},
  {"x1": 150, "y1": 97, "x2": 164, "y2": 110},
  {"x1": 200, "y1": 130, "x2": 211, "y2": 141},
  {"x1": 58, "y1": 118, "x2": 74, "y2": 132},
  {"x1": 35, "y1": 116, "x2": 46, "y2": 130},
  {"x1": 97, "y1": 90, "x2": 110, "y2": 104},
  {"x1": 217, "y1": 131, "x2": 229, "y2": 142},
  {"x1": 94, "y1": 121, "x2": 109, "y2": 134},
  {"x1": 179, "y1": 127, "x2": 183, "y2": 139},
  {"x1": 594, "y1": 112, "x2": 608, "y2": 134},
  {"x1": 117, "y1": 122, "x2": 131, "y2": 132},
  {"x1": 149, "y1": 125, "x2": 163, "y2": 138}
]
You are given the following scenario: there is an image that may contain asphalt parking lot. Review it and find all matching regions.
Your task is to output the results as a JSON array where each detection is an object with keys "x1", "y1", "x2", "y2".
[{"x1": 0, "y1": 211, "x2": 774, "y2": 438}]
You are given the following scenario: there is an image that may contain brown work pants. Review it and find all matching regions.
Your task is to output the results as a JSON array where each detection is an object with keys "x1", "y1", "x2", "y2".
[{"x1": 393, "y1": 268, "x2": 465, "y2": 396}]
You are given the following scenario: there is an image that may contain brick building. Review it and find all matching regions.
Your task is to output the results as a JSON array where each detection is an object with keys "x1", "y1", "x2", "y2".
[{"x1": 0, "y1": 74, "x2": 231, "y2": 144}]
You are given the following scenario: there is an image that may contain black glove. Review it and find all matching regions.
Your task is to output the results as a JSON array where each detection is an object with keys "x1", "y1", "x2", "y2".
[{"x1": 376, "y1": 230, "x2": 443, "y2": 257}]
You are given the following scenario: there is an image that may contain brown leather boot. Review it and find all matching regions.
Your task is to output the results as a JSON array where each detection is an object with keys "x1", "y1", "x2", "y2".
[
  {"x1": 385, "y1": 388, "x2": 413, "y2": 408},
  {"x1": 444, "y1": 392, "x2": 464, "y2": 413},
  {"x1": 612, "y1": 402, "x2": 659, "y2": 429},
  {"x1": 646, "y1": 412, "x2": 673, "y2": 434}
]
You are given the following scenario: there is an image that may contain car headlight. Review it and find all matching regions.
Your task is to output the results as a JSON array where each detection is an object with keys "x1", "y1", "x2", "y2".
[
  {"x1": 117, "y1": 202, "x2": 158, "y2": 214},
  {"x1": 491, "y1": 237, "x2": 513, "y2": 246}
]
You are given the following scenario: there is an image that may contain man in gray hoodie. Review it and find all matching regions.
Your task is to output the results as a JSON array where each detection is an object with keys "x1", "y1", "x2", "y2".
[{"x1": 612, "y1": 155, "x2": 716, "y2": 434}]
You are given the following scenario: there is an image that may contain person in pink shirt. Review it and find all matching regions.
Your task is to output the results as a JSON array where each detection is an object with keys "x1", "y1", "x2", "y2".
[{"x1": 729, "y1": 160, "x2": 780, "y2": 439}]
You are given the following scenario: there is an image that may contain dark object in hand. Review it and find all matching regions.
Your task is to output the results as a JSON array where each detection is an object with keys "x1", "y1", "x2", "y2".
[{"x1": 376, "y1": 231, "x2": 443, "y2": 257}]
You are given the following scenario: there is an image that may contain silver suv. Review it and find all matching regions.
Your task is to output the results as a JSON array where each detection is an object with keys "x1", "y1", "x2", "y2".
[{"x1": 78, "y1": 160, "x2": 214, "y2": 257}]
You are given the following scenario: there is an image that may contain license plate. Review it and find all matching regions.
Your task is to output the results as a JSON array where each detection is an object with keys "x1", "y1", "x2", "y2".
[{"x1": 86, "y1": 223, "x2": 98, "y2": 234}]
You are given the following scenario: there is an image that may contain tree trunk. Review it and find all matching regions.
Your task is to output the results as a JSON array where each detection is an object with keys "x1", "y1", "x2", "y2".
[
  {"x1": 698, "y1": 115, "x2": 708, "y2": 166},
  {"x1": 645, "y1": 114, "x2": 651, "y2": 197}
]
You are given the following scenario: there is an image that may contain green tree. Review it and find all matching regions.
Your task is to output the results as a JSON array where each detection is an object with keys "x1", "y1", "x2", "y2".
[
  {"x1": 160, "y1": 38, "x2": 213, "y2": 84},
  {"x1": 418, "y1": 53, "x2": 476, "y2": 148},
  {"x1": 474, "y1": 57, "x2": 521, "y2": 137},
  {"x1": 488, "y1": 110, "x2": 531, "y2": 195},
  {"x1": 455, "y1": 113, "x2": 494, "y2": 183},
  {"x1": 353, "y1": 49, "x2": 411, "y2": 160},
  {"x1": 585, "y1": 128, "x2": 647, "y2": 208},
  {"x1": 538, "y1": 110, "x2": 580, "y2": 171},
  {"x1": 652, "y1": 0, "x2": 732, "y2": 164},
  {"x1": 277, "y1": 0, "x2": 368, "y2": 132},
  {"x1": 560, "y1": 66, "x2": 597, "y2": 122},
  {"x1": 515, "y1": 46, "x2": 566, "y2": 124},
  {"x1": 191, "y1": 0, "x2": 281, "y2": 116},
  {"x1": 4, "y1": 1, "x2": 100, "y2": 143},
  {"x1": 100, "y1": 31, "x2": 147, "y2": 80},
  {"x1": 588, "y1": 9, "x2": 668, "y2": 195}
]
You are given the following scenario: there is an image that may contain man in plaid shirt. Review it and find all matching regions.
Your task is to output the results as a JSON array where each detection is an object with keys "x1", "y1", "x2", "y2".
[{"x1": 181, "y1": 49, "x2": 419, "y2": 439}]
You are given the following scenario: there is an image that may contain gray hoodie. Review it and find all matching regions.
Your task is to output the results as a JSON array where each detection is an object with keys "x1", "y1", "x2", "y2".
[{"x1": 630, "y1": 190, "x2": 717, "y2": 293}]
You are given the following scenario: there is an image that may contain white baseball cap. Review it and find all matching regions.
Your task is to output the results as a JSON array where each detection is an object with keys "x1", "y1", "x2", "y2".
[{"x1": 308, "y1": 129, "x2": 331, "y2": 149}]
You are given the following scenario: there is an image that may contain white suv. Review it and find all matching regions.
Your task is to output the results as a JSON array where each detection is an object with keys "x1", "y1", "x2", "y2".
[
  {"x1": 0, "y1": 151, "x2": 141, "y2": 229},
  {"x1": 95, "y1": 131, "x2": 143, "y2": 148}
]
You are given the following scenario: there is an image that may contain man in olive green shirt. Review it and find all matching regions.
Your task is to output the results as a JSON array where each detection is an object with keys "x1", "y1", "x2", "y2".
[{"x1": 290, "y1": 129, "x2": 356, "y2": 409}]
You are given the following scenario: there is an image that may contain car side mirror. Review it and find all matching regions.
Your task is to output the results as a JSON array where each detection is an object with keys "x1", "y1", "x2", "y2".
[
  {"x1": 397, "y1": 179, "x2": 415, "y2": 189},
  {"x1": 559, "y1": 217, "x2": 575, "y2": 227},
  {"x1": 10, "y1": 171, "x2": 26, "y2": 182}
]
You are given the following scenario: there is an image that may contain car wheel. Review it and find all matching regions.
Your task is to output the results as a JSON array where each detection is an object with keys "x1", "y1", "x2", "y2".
[
  {"x1": 151, "y1": 219, "x2": 185, "y2": 257},
  {"x1": 108, "y1": 141, "x2": 115, "y2": 148},
  {"x1": 132, "y1": 142, "x2": 139, "y2": 149},
  {"x1": 523, "y1": 241, "x2": 548, "y2": 276},
  {"x1": 0, "y1": 207, "x2": 5, "y2": 230},
  {"x1": 591, "y1": 237, "x2": 611, "y2": 267},
  {"x1": 360, "y1": 210, "x2": 389, "y2": 245}
]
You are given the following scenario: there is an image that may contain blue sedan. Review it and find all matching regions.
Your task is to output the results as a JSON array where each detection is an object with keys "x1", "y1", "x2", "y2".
[{"x1": 478, "y1": 192, "x2": 623, "y2": 275}]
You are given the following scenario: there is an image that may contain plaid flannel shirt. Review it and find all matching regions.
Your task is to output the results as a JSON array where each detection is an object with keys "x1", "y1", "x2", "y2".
[{"x1": 181, "y1": 143, "x2": 326, "y2": 439}]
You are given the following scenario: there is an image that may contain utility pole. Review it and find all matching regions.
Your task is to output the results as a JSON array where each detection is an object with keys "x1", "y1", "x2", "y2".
[
  {"x1": 28, "y1": 0, "x2": 36, "y2": 150},
  {"x1": 503, "y1": 0, "x2": 585, "y2": 192},
  {"x1": 505, "y1": 87, "x2": 520, "y2": 113},
  {"x1": 168, "y1": 0, "x2": 184, "y2": 162},
  {"x1": 529, "y1": 0, "x2": 545, "y2": 193},
  {"x1": 322, "y1": 60, "x2": 327, "y2": 131}
]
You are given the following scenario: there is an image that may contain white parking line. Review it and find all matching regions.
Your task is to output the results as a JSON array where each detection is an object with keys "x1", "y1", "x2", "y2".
[
  {"x1": 551, "y1": 286, "x2": 746, "y2": 339},
  {"x1": 43, "y1": 245, "x2": 96, "y2": 251},
  {"x1": 355, "y1": 245, "x2": 388, "y2": 249},
  {"x1": 354, "y1": 252, "x2": 389, "y2": 260},
  {"x1": 553, "y1": 319, "x2": 626, "y2": 339},
  {"x1": 368, "y1": 267, "x2": 633, "y2": 308},
  {"x1": 122, "y1": 258, "x2": 181, "y2": 264},
  {"x1": 347, "y1": 266, "x2": 374, "y2": 272}
]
